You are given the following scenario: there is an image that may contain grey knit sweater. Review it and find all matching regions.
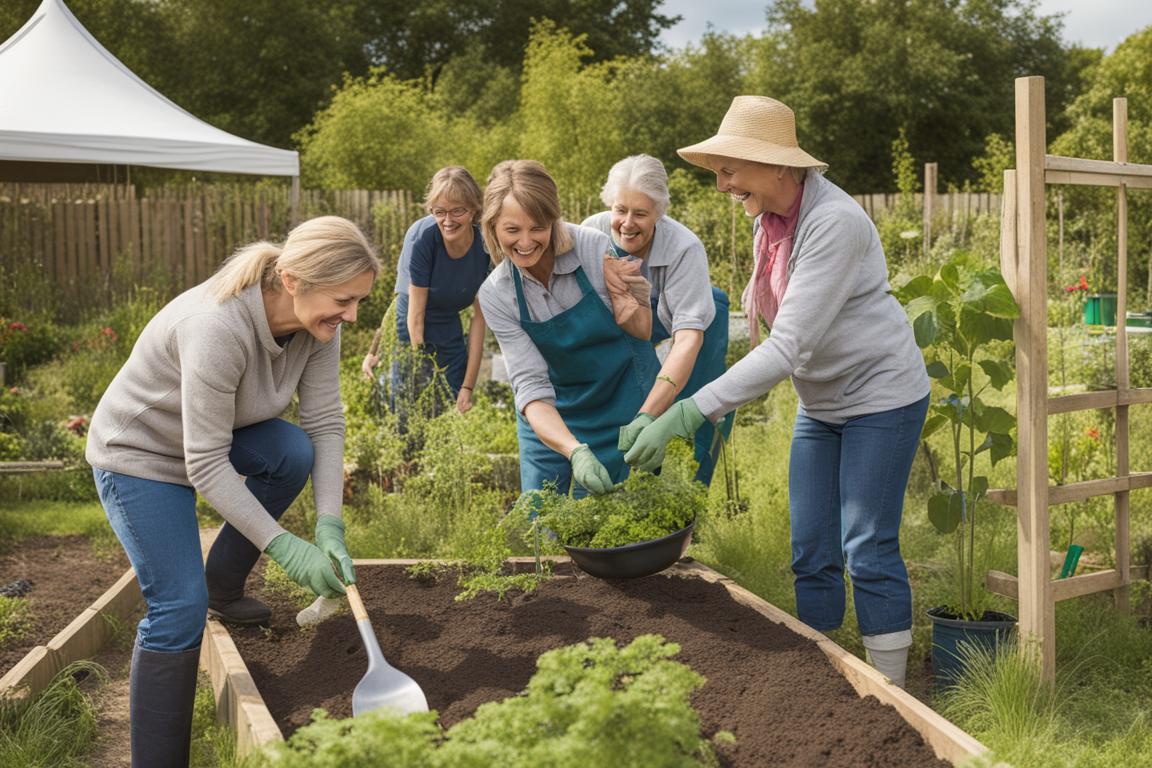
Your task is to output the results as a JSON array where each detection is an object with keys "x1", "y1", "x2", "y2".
[
  {"x1": 85, "y1": 282, "x2": 345, "y2": 551},
  {"x1": 693, "y1": 172, "x2": 929, "y2": 424}
]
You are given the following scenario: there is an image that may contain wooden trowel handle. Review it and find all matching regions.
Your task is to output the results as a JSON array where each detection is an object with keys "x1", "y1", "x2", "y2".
[{"x1": 345, "y1": 584, "x2": 368, "y2": 621}]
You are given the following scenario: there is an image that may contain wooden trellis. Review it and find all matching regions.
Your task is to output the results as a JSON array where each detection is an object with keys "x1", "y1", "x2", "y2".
[{"x1": 987, "y1": 76, "x2": 1152, "y2": 680}]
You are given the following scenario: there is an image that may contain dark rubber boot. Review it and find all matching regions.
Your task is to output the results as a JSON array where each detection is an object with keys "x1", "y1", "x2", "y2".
[
  {"x1": 204, "y1": 523, "x2": 270, "y2": 626},
  {"x1": 206, "y1": 595, "x2": 271, "y2": 625},
  {"x1": 129, "y1": 644, "x2": 200, "y2": 768}
]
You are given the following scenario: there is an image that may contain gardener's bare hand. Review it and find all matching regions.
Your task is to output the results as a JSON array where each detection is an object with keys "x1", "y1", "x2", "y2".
[{"x1": 361, "y1": 352, "x2": 380, "y2": 380}]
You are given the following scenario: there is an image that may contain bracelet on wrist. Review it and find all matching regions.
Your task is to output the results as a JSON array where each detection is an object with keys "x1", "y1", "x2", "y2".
[
  {"x1": 656, "y1": 374, "x2": 678, "y2": 388},
  {"x1": 460, "y1": 385, "x2": 473, "y2": 391}
]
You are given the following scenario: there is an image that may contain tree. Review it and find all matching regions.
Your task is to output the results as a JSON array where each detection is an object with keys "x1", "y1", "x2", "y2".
[
  {"x1": 358, "y1": 0, "x2": 680, "y2": 82},
  {"x1": 297, "y1": 72, "x2": 457, "y2": 191},
  {"x1": 1052, "y1": 26, "x2": 1152, "y2": 303},
  {"x1": 150, "y1": 0, "x2": 373, "y2": 149},
  {"x1": 749, "y1": 0, "x2": 1082, "y2": 191},
  {"x1": 516, "y1": 22, "x2": 633, "y2": 204},
  {"x1": 614, "y1": 32, "x2": 755, "y2": 182}
]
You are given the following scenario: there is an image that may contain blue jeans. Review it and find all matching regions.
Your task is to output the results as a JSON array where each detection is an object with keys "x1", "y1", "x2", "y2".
[
  {"x1": 94, "y1": 419, "x2": 313, "y2": 651},
  {"x1": 788, "y1": 395, "x2": 928, "y2": 636}
]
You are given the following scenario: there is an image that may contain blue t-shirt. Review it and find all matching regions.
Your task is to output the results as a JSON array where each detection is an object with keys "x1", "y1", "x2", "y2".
[{"x1": 394, "y1": 215, "x2": 490, "y2": 344}]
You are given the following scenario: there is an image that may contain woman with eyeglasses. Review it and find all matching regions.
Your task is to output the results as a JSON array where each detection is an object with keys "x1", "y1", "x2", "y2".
[{"x1": 362, "y1": 166, "x2": 490, "y2": 413}]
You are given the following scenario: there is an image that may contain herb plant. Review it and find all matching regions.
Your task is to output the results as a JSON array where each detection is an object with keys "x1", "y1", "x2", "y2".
[
  {"x1": 254, "y1": 634, "x2": 727, "y2": 768},
  {"x1": 895, "y1": 251, "x2": 1019, "y2": 620},
  {"x1": 531, "y1": 472, "x2": 705, "y2": 549}
]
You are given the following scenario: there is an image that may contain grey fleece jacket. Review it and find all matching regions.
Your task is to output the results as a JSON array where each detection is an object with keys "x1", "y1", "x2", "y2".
[
  {"x1": 85, "y1": 282, "x2": 345, "y2": 551},
  {"x1": 693, "y1": 172, "x2": 929, "y2": 424}
]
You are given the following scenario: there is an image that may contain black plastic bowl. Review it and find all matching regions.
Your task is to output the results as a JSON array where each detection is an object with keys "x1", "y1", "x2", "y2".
[{"x1": 562, "y1": 521, "x2": 694, "y2": 579}]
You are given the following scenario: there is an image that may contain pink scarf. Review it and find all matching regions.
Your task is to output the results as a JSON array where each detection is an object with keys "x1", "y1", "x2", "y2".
[{"x1": 742, "y1": 183, "x2": 804, "y2": 345}]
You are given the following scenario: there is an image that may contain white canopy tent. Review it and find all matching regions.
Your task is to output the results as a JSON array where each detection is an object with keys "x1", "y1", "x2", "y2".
[{"x1": 0, "y1": 0, "x2": 299, "y2": 180}]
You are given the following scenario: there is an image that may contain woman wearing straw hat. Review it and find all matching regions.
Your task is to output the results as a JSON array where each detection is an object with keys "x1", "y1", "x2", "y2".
[
  {"x1": 625, "y1": 96, "x2": 930, "y2": 688},
  {"x1": 479, "y1": 159, "x2": 658, "y2": 497},
  {"x1": 581, "y1": 154, "x2": 732, "y2": 486}
]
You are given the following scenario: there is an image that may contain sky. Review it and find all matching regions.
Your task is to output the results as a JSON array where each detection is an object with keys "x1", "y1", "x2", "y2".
[{"x1": 657, "y1": 1, "x2": 1152, "y2": 53}]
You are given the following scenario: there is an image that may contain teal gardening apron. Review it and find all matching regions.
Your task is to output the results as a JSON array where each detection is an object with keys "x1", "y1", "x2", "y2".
[
  {"x1": 649, "y1": 286, "x2": 733, "y2": 485},
  {"x1": 512, "y1": 263, "x2": 659, "y2": 495},
  {"x1": 610, "y1": 244, "x2": 733, "y2": 485}
]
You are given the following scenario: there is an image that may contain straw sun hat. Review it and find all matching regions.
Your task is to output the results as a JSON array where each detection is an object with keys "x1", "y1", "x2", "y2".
[{"x1": 677, "y1": 95, "x2": 827, "y2": 171}]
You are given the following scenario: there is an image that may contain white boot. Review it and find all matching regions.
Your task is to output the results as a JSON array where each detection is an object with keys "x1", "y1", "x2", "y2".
[
  {"x1": 296, "y1": 595, "x2": 344, "y2": 627},
  {"x1": 863, "y1": 630, "x2": 912, "y2": 689}
]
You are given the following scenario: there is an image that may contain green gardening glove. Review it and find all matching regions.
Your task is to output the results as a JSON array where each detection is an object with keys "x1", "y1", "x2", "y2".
[
  {"x1": 624, "y1": 399, "x2": 707, "y2": 473},
  {"x1": 315, "y1": 516, "x2": 356, "y2": 585},
  {"x1": 569, "y1": 444, "x2": 614, "y2": 495},
  {"x1": 264, "y1": 532, "x2": 346, "y2": 598},
  {"x1": 618, "y1": 413, "x2": 655, "y2": 452}
]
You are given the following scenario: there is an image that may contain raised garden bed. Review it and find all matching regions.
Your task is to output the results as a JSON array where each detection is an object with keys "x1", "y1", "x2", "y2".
[
  {"x1": 0, "y1": 535, "x2": 138, "y2": 700},
  {"x1": 217, "y1": 559, "x2": 986, "y2": 766}
]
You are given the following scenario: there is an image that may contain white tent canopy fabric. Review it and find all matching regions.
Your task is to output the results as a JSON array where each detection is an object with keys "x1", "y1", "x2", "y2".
[{"x1": 0, "y1": 0, "x2": 299, "y2": 177}]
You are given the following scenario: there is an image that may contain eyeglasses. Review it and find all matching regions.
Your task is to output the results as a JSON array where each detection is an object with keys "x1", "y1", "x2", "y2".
[{"x1": 431, "y1": 207, "x2": 470, "y2": 220}]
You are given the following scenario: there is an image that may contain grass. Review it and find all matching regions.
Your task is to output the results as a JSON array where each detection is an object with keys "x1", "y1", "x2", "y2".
[
  {"x1": 0, "y1": 660, "x2": 107, "y2": 767},
  {"x1": 191, "y1": 672, "x2": 248, "y2": 768},
  {"x1": 0, "y1": 497, "x2": 116, "y2": 554},
  {"x1": 937, "y1": 598, "x2": 1152, "y2": 766},
  {"x1": 0, "y1": 596, "x2": 33, "y2": 650}
]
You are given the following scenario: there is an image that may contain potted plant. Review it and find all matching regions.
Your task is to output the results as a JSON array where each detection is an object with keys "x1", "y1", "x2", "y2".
[
  {"x1": 895, "y1": 252, "x2": 1019, "y2": 687},
  {"x1": 525, "y1": 472, "x2": 706, "y2": 579}
]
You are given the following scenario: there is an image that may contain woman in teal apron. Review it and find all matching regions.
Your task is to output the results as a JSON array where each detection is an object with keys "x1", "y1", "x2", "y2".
[
  {"x1": 477, "y1": 160, "x2": 659, "y2": 496},
  {"x1": 582, "y1": 155, "x2": 731, "y2": 485}
]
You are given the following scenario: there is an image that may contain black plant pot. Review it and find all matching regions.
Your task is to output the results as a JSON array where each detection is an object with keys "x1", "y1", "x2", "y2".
[
  {"x1": 927, "y1": 606, "x2": 1017, "y2": 689},
  {"x1": 563, "y1": 522, "x2": 694, "y2": 579}
]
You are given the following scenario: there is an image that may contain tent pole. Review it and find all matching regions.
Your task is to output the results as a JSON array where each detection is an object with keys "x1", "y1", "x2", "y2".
[{"x1": 290, "y1": 176, "x2": 300, "y2": 228}]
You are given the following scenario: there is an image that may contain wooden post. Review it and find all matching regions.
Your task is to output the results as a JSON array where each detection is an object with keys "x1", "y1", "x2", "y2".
[
  {"x1": 923, "y1": 162, "x2": 937, "y2": 258},
  {"x1": 1114, "y1": 97, "x2": 1131, "y2": 613},
  {"x1": 1014, "y1": 76, "x2": 1055, "y2": 680},
  {"x1": 999, "y1": 170, "x2": 1017, "y2": 298},
  {"x1": 290, "y1": 177, "x2": 299, "y2": 227}
]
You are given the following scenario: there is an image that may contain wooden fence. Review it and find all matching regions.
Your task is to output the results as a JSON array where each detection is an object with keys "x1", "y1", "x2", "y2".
[
  {"x1": 0, "y1": 183, "x2": 418, "y2": 296},
  {"x1": 851, "y1": 190, "x2": 1002, "y2": 220},
  {"x1": 0, "y1": 182, "x2": 997, "y2": 302}
]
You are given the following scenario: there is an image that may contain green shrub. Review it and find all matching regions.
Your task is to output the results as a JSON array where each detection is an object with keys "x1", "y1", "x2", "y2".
[
  {"x1": 0, "y1": 316, "x2": 65, "y2": 383},
  {"x1": 255, "y1": 634, "x2": 724, "y2": 768}
]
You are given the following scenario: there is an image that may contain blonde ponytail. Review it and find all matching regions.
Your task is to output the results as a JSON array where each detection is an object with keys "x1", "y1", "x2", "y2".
[
  {"x1": 209, "y1": 241, "x2": 282, "y2": 301},
  {"x1": 209, "y1": 216, "x2": 379, "y2": 302}
]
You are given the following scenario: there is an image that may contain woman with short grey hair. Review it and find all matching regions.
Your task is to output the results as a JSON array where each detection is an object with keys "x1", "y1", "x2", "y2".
[{"x1": 582, "y1": 154, "x2": 731, "y2": 485}]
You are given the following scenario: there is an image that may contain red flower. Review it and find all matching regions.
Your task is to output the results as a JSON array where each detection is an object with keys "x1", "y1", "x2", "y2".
[
  {"x1": 1064, "y1": 275, "x2": 1089, "y2": 293},
  {"x1": 101, "y1": 326, "x2": 117, "y2": 338},
  {"x1": 1086, "y1": 427, "x2": 1101, "y2": 441},
  {"x1": 66, "y1": 415, "x2": 88, "y2": 436},
  {"x1": 8, "y1": 321, "x2": 26, "y2": 331}
]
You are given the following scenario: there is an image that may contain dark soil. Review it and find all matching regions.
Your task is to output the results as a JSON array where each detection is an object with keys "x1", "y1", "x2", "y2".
[
  {"x1": 0, "y1": 535, "x2": 130, "y2": 673},
  {"x1": 231, "y1": 563, "x2": 948, "y2": 767}
]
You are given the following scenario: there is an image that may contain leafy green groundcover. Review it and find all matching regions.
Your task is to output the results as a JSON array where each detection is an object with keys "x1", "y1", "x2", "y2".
[{"x1": 253, "y1": 634, "x2": 730, "y2": 768}]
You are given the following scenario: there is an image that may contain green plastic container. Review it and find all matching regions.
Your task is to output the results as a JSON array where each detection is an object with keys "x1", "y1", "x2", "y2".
[
  {"x1": 1084, "y1": 294, "x2": 1117, "y2": 326},
  {"x1": 1127, "y1": 312, "x2": 1152, "y2": 329}
]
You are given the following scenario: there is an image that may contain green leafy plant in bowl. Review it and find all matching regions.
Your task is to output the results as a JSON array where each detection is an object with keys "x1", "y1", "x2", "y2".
[{"x1": 527, "y1": 472, "x2": 707, "y2": 578}]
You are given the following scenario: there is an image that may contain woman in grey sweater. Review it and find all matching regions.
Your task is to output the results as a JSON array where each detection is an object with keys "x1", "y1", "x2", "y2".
[
  {"x1": 86, "y1": 215, "x2": 378, "y2": 767},
  {"x1": 626, "y1": 96, "x2": 930, "y2": 688}
]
